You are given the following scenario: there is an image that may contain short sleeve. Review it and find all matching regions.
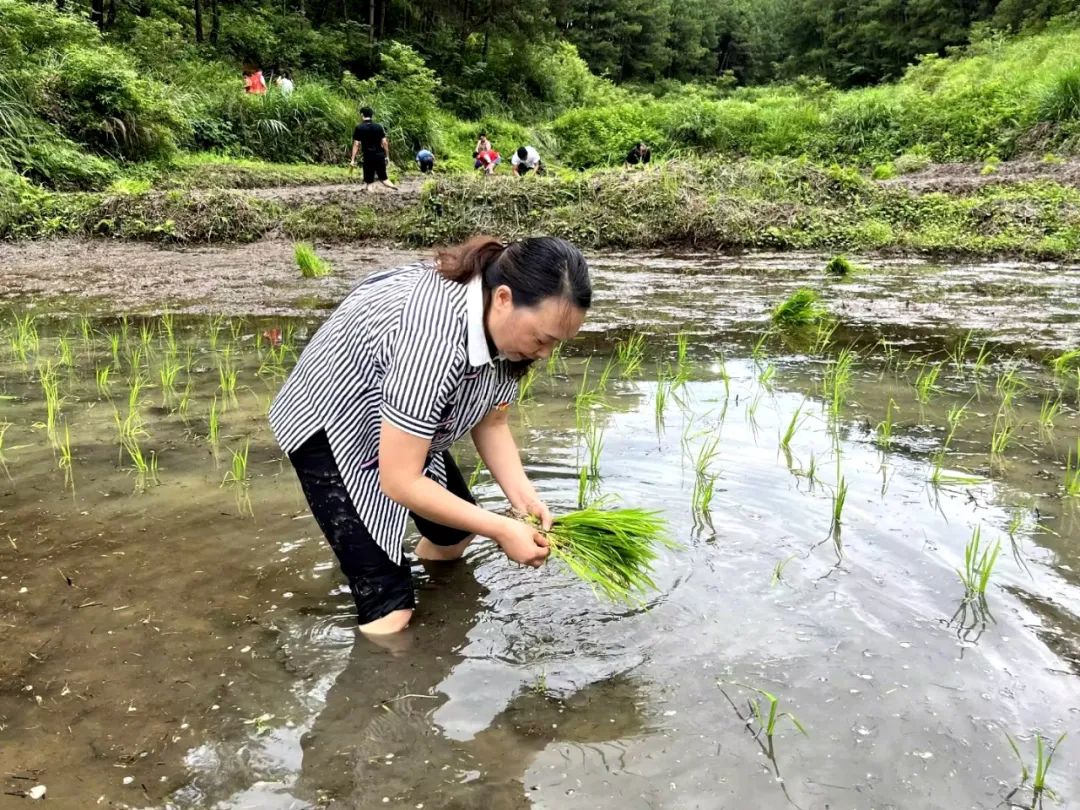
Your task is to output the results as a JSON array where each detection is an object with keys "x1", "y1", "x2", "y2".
[
  {"x1": 492, "y1": 364, "x2": 519, "y2": 413},
  {"x1": 380, "y1": 287, "x2": 465, "y2": 440},
  {"x1": 376, "y1": 124, "x2": 387, "y2": 142},
  {"x1": 352, "y1": 125, "x2": 362, "y2": 142}
]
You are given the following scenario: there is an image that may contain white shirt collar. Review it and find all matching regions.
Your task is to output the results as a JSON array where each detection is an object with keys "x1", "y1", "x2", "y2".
[{"x1": 466, "y1": 273, "x2": 492, "y2": 367}]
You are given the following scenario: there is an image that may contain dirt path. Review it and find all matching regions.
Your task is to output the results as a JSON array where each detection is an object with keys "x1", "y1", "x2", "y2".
[{"x1": 880, "y1": 157, "x2": 1080, "y2": 194}]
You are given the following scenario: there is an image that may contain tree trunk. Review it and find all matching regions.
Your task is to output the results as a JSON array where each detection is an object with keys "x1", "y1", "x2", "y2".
[
  {"x1": 91, "y1": 0, "x2": 104, "y2": 29},
  {"x1": 194, "y1": 0, "x2": 203, "y2": 42},
  {"x1": 209, "y1": 0, "x2": 220, "y2": 44},
  {"x1": 106, "y1": 0, "x2": 117, "y2": 27},
  {"x1": 378, "y1": 0, "x2": 386, "y2": 39},
  {"x1": 56, "y1": 0, "x2": 65, "y2": 10},
  {"x1": 368, "y1": 0, "x2": 376, "y2": 43}
]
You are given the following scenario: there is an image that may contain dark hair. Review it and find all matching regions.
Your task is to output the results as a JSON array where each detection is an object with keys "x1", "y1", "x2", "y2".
[
  {"x1": 360, "y1": 106, "x2": 373, "y2": 118},
  {"x1": 437, "y1": 236, "x2": 591, "y2": 375},
  {"x1": 516, "y1": 146, "x2": 528, "y2": 160},
  {"x1": 479, "y1": 131, "x2": 487, "y2": 138}
]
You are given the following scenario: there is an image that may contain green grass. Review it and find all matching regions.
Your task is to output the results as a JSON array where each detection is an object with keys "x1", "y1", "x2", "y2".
[
  {"x1": 914, "y1": 362, "x2": 942, "y2": 404},
  {"x1": 295, "y1": 242, "x2": 333, "y2": 279},
  {"x1": 537, "y1": 506, "x2": 676, "y2": 603}
]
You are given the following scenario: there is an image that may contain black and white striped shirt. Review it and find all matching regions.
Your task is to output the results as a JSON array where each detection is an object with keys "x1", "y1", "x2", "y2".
[{"x1": 269, "y1": 261, "x2": 519, "y2": 564}]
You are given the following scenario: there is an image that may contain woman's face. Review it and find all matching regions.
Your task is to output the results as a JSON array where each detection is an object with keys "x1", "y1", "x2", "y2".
[{"x1": 487, "y1": 286, "x2": 587, "y2": 362}]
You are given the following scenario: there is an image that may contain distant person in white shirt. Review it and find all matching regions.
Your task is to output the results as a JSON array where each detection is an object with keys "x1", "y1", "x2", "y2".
[
  {"x1": 511, "y1": 145, "x2": 542, "y2": 177},
  {"x1": 276, "y1": 73, "x2": 295, "y2": 95}
]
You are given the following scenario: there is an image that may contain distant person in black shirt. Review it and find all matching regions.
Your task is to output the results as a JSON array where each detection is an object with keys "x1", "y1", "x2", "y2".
[
  {"x1": 624, "y1": 142, "x2": 651, "y2": 169},
  {"x1": 350, "y1": 107, "x2": 398, "y2": 191}
]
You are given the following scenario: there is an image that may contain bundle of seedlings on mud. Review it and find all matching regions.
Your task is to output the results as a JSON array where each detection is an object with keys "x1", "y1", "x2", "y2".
[
  {"x1": 522, "y1": 504, "x2": 677, "y2": 603},
  {"x1": 771, "y1": 288, "x2": 829, "y2": 329},
  {"x1": 294, "y1": 242, "x2": 333, "y2": 279}
]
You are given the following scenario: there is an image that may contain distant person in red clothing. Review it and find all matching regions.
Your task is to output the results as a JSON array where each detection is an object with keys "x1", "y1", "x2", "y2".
[
  {"x1": 243, "y1": 69, "x2": 267, "y2": 94},
  {"x1": 474, "y1": 149, "x2": 501, "y2": 176}
]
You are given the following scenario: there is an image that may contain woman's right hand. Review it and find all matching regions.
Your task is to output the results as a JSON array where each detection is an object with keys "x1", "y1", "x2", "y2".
[{"x1": 494, "y1": 517, "x2": 550, "y2": 568}]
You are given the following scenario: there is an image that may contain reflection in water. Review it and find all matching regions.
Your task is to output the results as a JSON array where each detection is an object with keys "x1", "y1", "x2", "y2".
[{"x1": 296, "y1": 561, "x2": 646, "y2": 808}]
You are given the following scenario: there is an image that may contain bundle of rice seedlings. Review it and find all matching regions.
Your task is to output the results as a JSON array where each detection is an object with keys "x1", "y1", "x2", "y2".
[
  {"x1": 294, "y1": 242, "x2": 333, "y2": 278},
  {"x1": 771, "y1": 288, "x2": 828, "y2": 328},
  {"x1": 531, "y1": 506, "x2": 676, "y2": 602}
]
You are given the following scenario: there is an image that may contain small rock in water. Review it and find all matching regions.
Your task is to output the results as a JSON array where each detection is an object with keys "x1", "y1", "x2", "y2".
[
  {"x1": 912, "y1": 750, "x2": 933, "y2": 760},
  {"x1": 28, "y1": 785, "x2": 46, "y2": 800},
  {"x1": 122, "y1": 776, "x2": 134, "y2": 785}
]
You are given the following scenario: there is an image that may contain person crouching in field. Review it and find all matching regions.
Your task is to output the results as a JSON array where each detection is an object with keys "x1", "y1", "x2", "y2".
[
  {"x1": 625, "y1": 142, "x2": 651, "y2": 169},
  {"x1": 475, "y1": 148, "x2": 501, "y2": 175},
  {"x1": 416, "y1": 147, "x2": 435, "y2": 174}
]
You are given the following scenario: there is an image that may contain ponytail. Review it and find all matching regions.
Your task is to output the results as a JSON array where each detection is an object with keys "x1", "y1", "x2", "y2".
[{"x1": 436, "y1": 235, "x2": 506, "y2": 284}]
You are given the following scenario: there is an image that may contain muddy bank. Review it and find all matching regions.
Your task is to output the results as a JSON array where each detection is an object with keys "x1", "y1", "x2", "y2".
[
  {"x1": 0, "y1": 240, "x2": 1077, "y2": 356},
  {"x1": 883, "y1": 157, "x2": 1080, "y2": 194}
]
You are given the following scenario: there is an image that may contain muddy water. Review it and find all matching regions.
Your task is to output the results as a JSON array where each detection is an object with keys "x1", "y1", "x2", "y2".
[{"x1": 1, "y1": 247, "x2": 1079, "y2": 810}]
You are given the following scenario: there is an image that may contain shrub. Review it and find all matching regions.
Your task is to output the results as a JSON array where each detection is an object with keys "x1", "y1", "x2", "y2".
[
  {"x1": 41, "y1": 45, "x2": 185, "y2": 162},
  {"x1": 1038, "y1": 66, "x2": 1080, "y2": 122}
]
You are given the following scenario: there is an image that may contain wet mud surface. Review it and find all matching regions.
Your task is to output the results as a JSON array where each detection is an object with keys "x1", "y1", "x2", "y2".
[{"x1": 881, "y1": 157, "x2": 1080, "y2": 194}]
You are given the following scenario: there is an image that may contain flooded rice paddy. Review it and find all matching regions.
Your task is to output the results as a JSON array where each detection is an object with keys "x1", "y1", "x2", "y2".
[{"x1": 1, "y1": 245, "x2": 1079, "y2": 809}]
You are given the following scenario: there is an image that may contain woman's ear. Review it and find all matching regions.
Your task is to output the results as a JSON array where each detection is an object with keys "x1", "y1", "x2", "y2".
[{"x1": 493, "y1": 284, "x2": 514, "y2": 310}]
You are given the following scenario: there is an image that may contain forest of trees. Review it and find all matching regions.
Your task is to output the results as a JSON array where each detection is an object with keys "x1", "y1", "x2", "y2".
[{"x1": 39, "y1": 0, "x2": 1080, "y2": 91}]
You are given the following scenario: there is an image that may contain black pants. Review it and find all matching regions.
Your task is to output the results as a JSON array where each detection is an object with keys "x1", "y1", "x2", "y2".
[
  {"x1": 362, "y1": 152, "x2": 388, "y2": 184},
  {"x1": 289, "y1": 430, "x2": 475, "y2": 624},
  {"x1": 418, "y1": 157, "x2": 434, "y2": 173}
]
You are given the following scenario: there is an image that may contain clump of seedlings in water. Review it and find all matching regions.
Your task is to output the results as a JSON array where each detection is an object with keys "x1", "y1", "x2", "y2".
[
  {"x1": 208, "y1": 396, "x2": 220, "y2": 447},
  {"x1": 824, "y1": 255, "x2": 856, "y2": 277},
  {"x1": 56, "y1": 334, "x2": 74, "y2": 368},
  {"x1": 686, "y1": 431, "x2": 721, "y2": 520},
  {"x1": 874, "y1": 398, "x2": 897, "y2": 449},
  {"x1": 771, "y1": 288, "x2": 828, "y2": 328},
  {"x1": 1038, "y1": 395, "x2": 1061, "y2": 433},
  {"x1": 57, "y1": 420, "x2": 73, "y2": 489},
  {"x1": 990, "y1": 408, "x2": 1016, "y2": 464},
  {"x1": 1065, "y1": 438, "x2": 1080, "y2": 498},
  {"x1": 823, "y1": 347, "x2": 855, "y2": 421},
  {"x1": 830, "y1": 472, "x2": 848, "y2": 544},
  {"x1": 780, "y1": 402, "x2": 805, "y2": 454},
  {"x1": 159, "y1": 355, "x2": 182, "y2": 407},
  {"x1": 956, "y1": 525, "x2": 1000, "y2": 602},
  {"x1": 995, "y1": 365, "x2": 1027, "y2": 410},
  {"x1": 222, "y1": 439, "x2": 253, "y2": 516},
  {"x1": 1005, "y1": 732, "x2": 1067, "y2": 808},
  {"x1": 615, "y1": 333, "x2": 645, "y2": 378},
  {"x1": 946, "y1": 330, "x2": 976, "y2": 376},
  {"x1": 914, "y1": 362, "x2": 942, "y2": 404},
  {"x1": 217, "y1": 347, "x2": 239, "y2": 405},
  {"x1": 95, "y1": 365, "x2": 112, "y2": 398},
  {"x1": 10, "y1": 312, "x2": 39, "y2": 363},
  {"x1": 545, "y1": 341, "x2": 563, "y2": 376},
  {"x1": 527, "y1": 505, "x2": 675, "y2": 602},
  {"x1": 295, "y1": 242, "x2": 333, "y2": 278},
  {"x1": 1051, "y1": 348, "x2": 1080, "y2": 378},
  {"x1": 39, "y1": 360, "x2": 62, "y2": 445}
]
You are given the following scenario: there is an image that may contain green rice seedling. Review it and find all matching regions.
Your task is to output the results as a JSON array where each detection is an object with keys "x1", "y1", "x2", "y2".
[
  {"x1": 722, "y1": 683, "x2": 808, "y2": 740},
  {"x1": 1038, "y1": 395, "x2": 1061, "y2": 432},
  {"x1": 797, "y1": 451, "x2": 818, "y2": 485},
  {"x1": 771, "y1": 288, "x2": 827, "y2": 328},
  {"x1": 914, "y1": 362, "x2": 942, "y2": 404},
  {"x1": 874, "y1": 398, "x2": 897, "y2": 449},
  {"x1": 221, "y1": 439, "x2": 251, "y2": 489},
  {"x1": 654, "y1": 379, "x2": 670, "y2": 435},
  {"x1": 946, "y1": 330, "x2": 975, "y2": 375},
  {"x1": 295, "y1": 242, "x2": 333, "y2": 278},
  {"x1": 1005, "y1": 732, "x2": 1067, "y2": 807},
  {"x1": 78, "y1": 314, "x2": 93, "y2": 346},
  {"x1": 929, "y1": 451, "x2": 982, "y2": 488},
  {"x1": 830, "y1": 470, "x2": 848, "y2": 541},
  {"x1": 159, "y1": 356, "x2": 182, "y2": 407},
  {"x1": 0, "y1": 420, "x2": 11, "y2": 478},
  {"x1": 217, "y1": 348, "x2": 239, "y2": 404},
  {"x1": 57, "y1": 420, "x2": 73, "y2": 489},
  {"x1": 532, "y1": 506, "x2": 676, "y2": 602},
  {"x1": 467, "y1": 458, "x2": 485, "y2": 490},
  {"x1": 95, "y1": 365, "x2": 112, "y2": 398},
  {"x1": 207, "y1": 314, "x2": 225, "y2": 352},
  {"x1": 995, "y1": 365, "x2": 1027, "y2": 410},
  {"x1": 957, "y1": 525, "x2": 1001, "y2": 601},
  {"x1": 597, "y1": 356, "x2": 617, "y2": 393},
  {"x1": 518, "y1": 366, "x2": 538, "y2": 403},
  {"x1": 944, "y1": 401, "x2": 970, "y2": 448},
  {"x1": 139, "y1": 321, "x2": 155, "y2": 354},
  {"x1": 582, "y1": 414, "x2": 605, "y2": 481},
  {"x1": 745, "y1": 393, "x2": 762, "y2": 431},
  {"x1": 750, "y1": 330, "x2": 771, "y2": 361},
  {"x1": 56, "y1": 334, "x2": 74, "y2": 369},
  {"x1": 9, "y1": 312, "x2": 38, "y2": 364},
  {"x1": 160, "y1": 312, "x2": 176, "y2": 351},
  {"x1": 615, "y1": 333, "x2": 645, "y2": 378},
  {"x1": 812, "y1": 321, "x2": 840, "y2": 356},
  {"x1": 545, "y1": 341, "x2": 563, "y2": 377},
  {"x1": 687, "y1": 431, "x2": 722, "y2": 516},
  {"x1": 758, "y1": 363, "x2": 776, "y2": 391},
  {"x1": 972, "y1": 342, "x2": 993, "y2": 376},
  {"x1": 208, "y1": 396, "x2": 220, "y2": 447},
  {"x1": 1065, "y1": 438, "x2": 1080, "y2": 498},
  {"x1": 990, "y1": 409, "x2": 1016, "y2": 461},
  {"x1": 119, "y1": 315, "x2": 130, "y2": 349},
  {"x1": 177, "y1": 380, "x2": 194, "y2": 419},
  {"x1": 124, "y1": 436, "x2": 159, "y2": 492},
  {"x1": 126, "y1": 346, "x2": 144, "y2": 382},
  {"x1": 107, "y1": 331, "x2": 121, "y2": 364},
  {"x1": 716, "y1": 354, "x2": 731, "y2": 398},
  {"x1": 38, "y1": 361, "x2": 62, "y2": 445},
  {"x1": 675, "y1": 331, "x2": 689, "y2": 380},
  {"x1": 1052, "y1": 348, "x2": 1080, "y2": 378},
  {"x1": 770, "y1": 554, "x2": 797, "y2": 586},
  {"x1": 229, "y1": 317, "x2": 245, "y2": 343},
  {"x1": 780, "y1": 402, "x2": 805, "y2": 452},
  {"x1": 823, "y1": 347, "x2": 855, "y2": 420}
]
